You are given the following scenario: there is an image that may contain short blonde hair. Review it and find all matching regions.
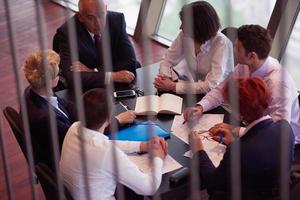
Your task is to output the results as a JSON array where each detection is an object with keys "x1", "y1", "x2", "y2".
[{"x1": 23, "y1": 50, "x2": 60, "y2": 89}]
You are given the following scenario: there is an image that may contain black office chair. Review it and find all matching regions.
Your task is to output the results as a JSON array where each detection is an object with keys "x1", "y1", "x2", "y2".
[
  {"x1": 291, "y1": 174, "x2": 300, "y2": 200},
  {"x1": 221, "y1": 27, "x2": 237, "y2": 45},
  {"x1": 3, "y1": 106, "x2": 28, "y2": 160},
  {"x1": 3, "y1": 106, "x2": 39, "y2": 183},
  {"x1": 221, "y1": 27, "x2": 238, "y2": 66},
  {"x1": 35, "y1": 162, "x2": 73, "y2": 200}
]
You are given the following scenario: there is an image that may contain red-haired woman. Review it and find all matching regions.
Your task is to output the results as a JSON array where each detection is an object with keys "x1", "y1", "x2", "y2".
[{"x1": 190, "y1": 77, "x2": 294, "y2": 200}]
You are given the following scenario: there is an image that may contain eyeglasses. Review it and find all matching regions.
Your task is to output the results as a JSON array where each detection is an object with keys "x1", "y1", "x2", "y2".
[{"x1": 199, "y1": 134, "x2": 213, "y2": 141}]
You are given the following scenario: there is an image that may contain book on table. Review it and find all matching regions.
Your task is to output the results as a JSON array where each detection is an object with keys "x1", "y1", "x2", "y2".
[{"x1": 134, "y1": 93, "x2": 183, "y2": 115}]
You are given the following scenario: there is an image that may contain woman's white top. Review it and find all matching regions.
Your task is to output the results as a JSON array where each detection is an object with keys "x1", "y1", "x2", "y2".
[{"x1": 159, "y1": 31, "x2": 234, "y2": 94}]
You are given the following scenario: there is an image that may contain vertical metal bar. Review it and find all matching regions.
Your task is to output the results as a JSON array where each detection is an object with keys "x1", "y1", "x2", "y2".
[
  {"x1": 139, "y1": 0, "x2": 161, "y2": 198},
  {"x1": 62, "y1": 0, "x2": 91, "y2": 198},
  {"x1": 33, "y1": 0, "x2": 64, "y2": 199},
  {"x1": 279, "y1": 6, "x2": 290, "y2": 199},
  {"x1": 100, "y1": 1, "x2": 125, "y2": 198},
  {"x1": 0, "y1": 108, "x2": 14, "y2": 200},
  {"x1": 3, "y1": 0, "x2": 38, "y2": 199},
  {"x1": 228, "y1": 78, "x2": 241, "y2": 200},
  {"x1": 178, "y1": 1, "x2": 202, "y2": 199},
  {"x1": 226, "y1": 1, "x2": 241, "y2": 200}
]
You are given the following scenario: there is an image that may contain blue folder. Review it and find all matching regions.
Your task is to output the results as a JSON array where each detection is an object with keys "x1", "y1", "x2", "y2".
[{"x1": 108, "y1": 122, "x2": 170, "y2": 141}]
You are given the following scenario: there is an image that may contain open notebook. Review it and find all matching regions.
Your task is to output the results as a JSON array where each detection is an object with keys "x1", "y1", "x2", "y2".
[{"x1": 135, "y1": 93, "x2": 183, "y2": 115}]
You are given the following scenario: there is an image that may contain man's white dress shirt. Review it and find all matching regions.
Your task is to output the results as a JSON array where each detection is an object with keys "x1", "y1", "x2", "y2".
[
  {"x1": 60, "y1": 122, "x2": 163, "y2": 200},
  {"x1": 159, "y1": 31, "x2": 234, "y2": 94},
  {"x1": 198, "y1": 56, "x2": 300, "y2": 143}
]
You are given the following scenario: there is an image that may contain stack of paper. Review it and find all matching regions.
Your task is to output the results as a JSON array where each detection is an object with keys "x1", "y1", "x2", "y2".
[
  {"x1": 171, "y1": 114, "x2": 226, "y2": 167},
  {"x1": 128, "y1": 154, "x2": 182, "y2": 174}
]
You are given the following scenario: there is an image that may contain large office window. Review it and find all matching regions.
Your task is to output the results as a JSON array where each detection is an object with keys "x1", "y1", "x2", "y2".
[
  {"x1": 156, "y1": 0, "x2": 276, "y2": 41},
  {"x1": 52, "y1": 0, "x2": 141, "y2": 32},
  {"x1": 281, "y1": 12, "x2": 300, "y2": 89},
  {"x1": 107, "y1": 0, "x2": 141, "y2": 31}
]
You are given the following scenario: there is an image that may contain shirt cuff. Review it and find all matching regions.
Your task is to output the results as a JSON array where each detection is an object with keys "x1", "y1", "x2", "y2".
[
  {"x1": 114, "y1": 141, "x2": 141, "y2": 153},
  {"x1": 105, "y1": 72, "x2": 111, "y2": 84},
  {"x1": 153, "y1": 156, "x2": 164, "y2": 171},
  {"x1": 176, "y1": 82, "x2": 196, "y2": 94},
  {"x1": 238, "y1": 127, "x2": 247, "y2": 137},
  {"x1": 197, "y1": 99, "x2": 210, "y2": 112}
]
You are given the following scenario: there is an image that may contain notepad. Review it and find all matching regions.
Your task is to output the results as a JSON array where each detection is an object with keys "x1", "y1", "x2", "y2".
[
  {"x1": 135, "y1": 93, "x2": 183, "y2": 115},
  {"x1": 108, "y1": 122, "x2": 170, "y2": 141}
]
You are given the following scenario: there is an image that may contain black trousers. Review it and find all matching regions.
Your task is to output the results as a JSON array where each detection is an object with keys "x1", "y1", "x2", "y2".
[{"x1": 294, "y1": 144, "x2": 300, "y2": 164}]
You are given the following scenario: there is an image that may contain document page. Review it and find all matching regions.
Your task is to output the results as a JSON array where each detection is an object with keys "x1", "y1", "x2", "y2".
[
  {"x1": 183, "y1": 132, "x2": 226, "y2": 167},
  {"x1": 135, "y1": 95, "x2": 160, "y2": 115},
  {"x1": 171, "y1": 114, "x2": 224, "y2": 144},
  {"x1": 128, "y1": 154, "x2": 182, "y2": 174},
  {"x1": 159, "y1": 93, "x2": 183, "y2": 114}
]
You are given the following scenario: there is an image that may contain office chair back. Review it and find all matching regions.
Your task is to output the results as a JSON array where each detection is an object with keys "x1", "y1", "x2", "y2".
[
  {"x1": 221, "y1": 27, "x2": 237, "y2": 66},
  {"x1": 36, "y1": 162, "x2": 73, "y2": 200},
  {"x1": 3, "y1": 106, "x2": 27, "y2": 160},
  {"x1": 221, "y1": 27, "x2": 237, "y2": 44}
]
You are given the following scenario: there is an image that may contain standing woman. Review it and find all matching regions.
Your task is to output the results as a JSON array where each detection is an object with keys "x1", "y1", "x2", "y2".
[{"x1": 154, "y1": 1, "x2": 234, "y2": 94}]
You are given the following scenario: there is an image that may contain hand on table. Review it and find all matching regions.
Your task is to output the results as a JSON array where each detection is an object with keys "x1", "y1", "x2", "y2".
[
  {"x1": 189, "y1": 131, "x2": 204, "y2": 153},
  {"x1": 115, "y1": 110, "x2": 136, "y2": 125},
  {"x1": 111, "y1": 70, "x2": 135, "y2": 83},
  {"x1": 209, "y1": 123, "x2": 235, "y2": 145},
  {"x1": 141, "y1": 137, "x2": 168, "y2": 159},
  {"x1": 153, "y1": 74, "x2": 176, "y2": 92},
  {"x1": 183, "y1": 105, "x2": 203, "y2": 122},
  {"x1": 70, "y1": 61, "x2": 95, "y2": 72}
]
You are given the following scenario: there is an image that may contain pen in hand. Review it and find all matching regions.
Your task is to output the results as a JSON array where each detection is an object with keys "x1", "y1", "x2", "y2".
[{"x1": 119, "y1": 101, "x2": 131, "y2": 111}]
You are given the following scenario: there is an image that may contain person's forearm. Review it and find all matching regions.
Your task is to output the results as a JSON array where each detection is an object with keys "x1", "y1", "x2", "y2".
[{"x1": 113, "y1": 141, "x2": 141, "y2": 153}]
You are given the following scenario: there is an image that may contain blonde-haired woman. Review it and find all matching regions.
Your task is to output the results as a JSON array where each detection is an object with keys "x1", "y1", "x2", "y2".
[{"x1": 23, "y1": 49, "x2": 76, "y2": 169}]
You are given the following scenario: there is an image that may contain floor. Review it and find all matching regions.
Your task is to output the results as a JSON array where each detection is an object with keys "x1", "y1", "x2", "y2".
[{"x1": 0, "y1": 0, "x2": 166, "y2": 199}]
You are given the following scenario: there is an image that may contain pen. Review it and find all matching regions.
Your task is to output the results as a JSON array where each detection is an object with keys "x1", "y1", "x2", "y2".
[
  {"x1": 182, "y1": 108, "x2": 198, "y2": 125},
  {"x1": 119, "y1": 101, "x2": 131, "y2": 111},
  {"x1": 219, "y1": 135, "x2": 224, "y2": 144},
  {"x1": 198, "y1": 130, "x2": 209, "y2": 134}
]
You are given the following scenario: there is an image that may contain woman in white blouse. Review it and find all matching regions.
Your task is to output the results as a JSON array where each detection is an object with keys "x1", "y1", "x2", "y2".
[{"x1": 154, "y1": 1, "x2": 234, "y2": 94}]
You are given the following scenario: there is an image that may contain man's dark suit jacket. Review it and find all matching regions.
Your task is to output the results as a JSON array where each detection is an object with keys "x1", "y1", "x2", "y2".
[
  {"x1": 194, "y1": 119, "x2": 295, "y2": 200},
  {"x1": 53, "y1": 11, "x2": 139, "y2": 92},
  {"x1": 24, "y1": 87, "x2": 76, "y2": 169}
]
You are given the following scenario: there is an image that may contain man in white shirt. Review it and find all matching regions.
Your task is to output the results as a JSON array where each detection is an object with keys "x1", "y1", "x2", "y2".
[
  {"x1": 184, "y1": 25, "x2": 300, "y2": 159},
  {"x1": 60, "y1": 88, "x2": 168, "y2": 200}
]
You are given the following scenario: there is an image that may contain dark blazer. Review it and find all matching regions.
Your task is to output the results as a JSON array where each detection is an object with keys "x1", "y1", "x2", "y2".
[
  {"x1": 24, "y1": 87, "x2": 76, "y2": 169},
  {"x1": 53, "y1": 11, "x2": 139, "y2": 92},
  {"x1": 195, "y1": 119, "x2": 295, "y2": 200}
]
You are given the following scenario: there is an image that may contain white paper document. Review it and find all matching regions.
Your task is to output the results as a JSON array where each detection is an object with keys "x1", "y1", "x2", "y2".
[
  {"x1": 128, "y1": 154, "x2": 182, "y2": 174},
  {"x1": 171, "y1": 114, "x2": 226, "y2": 167},
  {"x1": 183, "y1": 133, "x2": 226, "y2": 167},
  {"x1": 171, "y1": 114, "x2": 224, "y2": 144}
]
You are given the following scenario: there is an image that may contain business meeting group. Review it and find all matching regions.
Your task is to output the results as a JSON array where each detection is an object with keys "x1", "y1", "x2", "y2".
[{"x1": 3, "y1": 0, "x2": 300, "y2": 199}]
